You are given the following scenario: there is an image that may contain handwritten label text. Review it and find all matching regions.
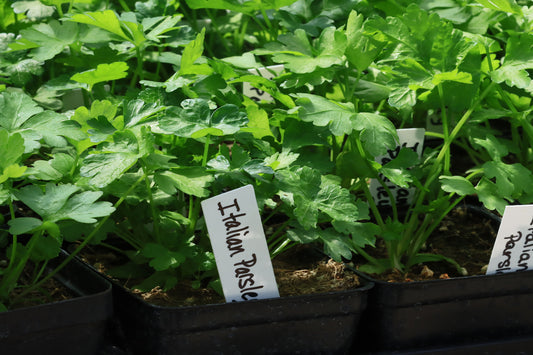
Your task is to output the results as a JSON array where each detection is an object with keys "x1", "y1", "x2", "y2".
[
  {"x1": 201, "y1": 185, "x2": 279, "y2": 302},
  {"x1": 487, "y1": 205, "x2": 533, "y2": 275}
]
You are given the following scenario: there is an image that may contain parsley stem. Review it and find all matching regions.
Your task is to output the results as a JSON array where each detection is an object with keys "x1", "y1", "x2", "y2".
[
  {"x1": 32, "y1": 260, "x2": 48, "y2": 285},
  {"x1": 406, "y1": 195, "x2": 465, "y2": 267},
  {"x1": 0, "y1": 230, "x2": 43, "y2": 305},
  {"x1": 235, "y1": 15, "x2": 249, "y2": 52},
  {"x1": 130, "y1": 47, "x2": 144, "y2": 88},
  {"x1": 361, "y1": 180, "x2": 384, "y2": 228},
  {"x1": 251, "y1": 11, "x2": 271, "y2": 43},
  {"x1": 267, "y1": 219, "x2": 291, "y2": 245},
  {"x1": 99, "y1": 242, "x2": 127, "y2": 255},
  {"x1": 437, "y1": 84, "x2": 451, "y2": 174},
  {"x1": 401, "y1": 81, "x2": 498, "y2": 258},
  {"x1": 497, "y1": 86, "x2": 532, "y2": 163},
  {"x1": 484, "y1": 44, "x2": 531, "y2": 162},
  {"x1": 206, "y1": 9, "x2": 231, "y2": 55},
  {"x1": 56, "y1": 4, "x2": 64, "y2": 18},
  {"x1": 263, "y1": 203, "x2": 282, "y2": 224},
  {"x1": 114, "y1": 229, "x2": 142, "y2": 250},
  {"x1": 202, "y1": 134, "x2": 211, "y2": 167},
  {"x1": 407, "y1": 169, "x2": 481, "y2": 263},
  {"x1": 117, "y1": 0, "x2": 130, "y2": 12},
  {"x1": 186, "y1": 134, "x2": 211, "y2": 237},
  {"x1": 141, "y1": 161, "x2": 160, "y2": 243},
  {"x1": 271, "y1": 239, "x2": 294, "y2": 259},
  {"x1": 351, "y1": 244, "x2": 380, "y2": 267},
  {"x1": 259, "y1": 7, "x2": 276, "y2": 40},
  {"x1": 4, "y1": 198, "x2": 17, "y2": 276},
  {"x1": 15, "y1": 173, "x2": 147, "y2": 300},
  {"x1": 351, "y1": 134, "x2": 390, "y2": 228}
]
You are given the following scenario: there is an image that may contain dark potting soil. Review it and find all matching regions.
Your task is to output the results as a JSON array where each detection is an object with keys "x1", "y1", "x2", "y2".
[
  {"x1": 80, "y1": 243, "x2": 361, "y2": 307},
  {"x1": 7, "y1": 265, "x2": 76, "y2": 310},
  {"x1": 360, "y1": 205, "x2": 498, "y2": 283}
]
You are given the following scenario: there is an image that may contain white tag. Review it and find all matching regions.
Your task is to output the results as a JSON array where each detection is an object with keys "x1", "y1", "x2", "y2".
[
  {"x1": 242, "y1": 65, "x2": 284, "y2": 102},
  {"x1": 201, "y1": 185, "x2": 280, "y2": 302},
  {"x1": 426, "y1": 112, "x2": 443, "y2": 138},
  {"x1": 369, "y1": 128, "x2": 425, "y2": 208},
  {"x1": 486, "y1": 205, "x2": 533, "y2": 275}
]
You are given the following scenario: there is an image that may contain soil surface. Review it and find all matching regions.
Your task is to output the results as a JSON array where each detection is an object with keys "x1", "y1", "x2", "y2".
[
  {"x1": 80, "y1": 244, "x2": 361, "y2": 307},
  {"x1": 7, "y1": 266, "x2": 76, "y2": 310},
  {"x1": 359, "y1": 205, "x2": 499, "y2": 282},
  {"x1": 81, "y1": 245, "x2": 360, "y2": 307},
  {"x1": 1, "y1": 208, "x2": 77, "y2": 310}
]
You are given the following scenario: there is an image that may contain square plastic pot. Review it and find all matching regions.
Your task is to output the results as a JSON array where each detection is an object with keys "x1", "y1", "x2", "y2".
[
  {"x1": 0, "y1": 251, "x2": 114, "y2": 355},
  {"x1": 381, "y1": 334, "x2": 533, "y2": 354},
  {"x1": 108, "y1": 277, "x2": 372, "y2": 354},
  {"x1": 354, "y1": 205, "x2": 533, "y2": 352}
]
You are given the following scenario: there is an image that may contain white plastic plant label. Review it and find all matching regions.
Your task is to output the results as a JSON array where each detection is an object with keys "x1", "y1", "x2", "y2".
[
  {"x1": 242, "y1": 65, "x2": 284, "y2": 102},
  {"x1": 426, "y1": 111, "x2": 443, "y2": 138},
  {"x1": 486, "y1": 205, "x2": 533, "y2": 275},
  {"x1": 370, "y1": 128, "x2": 425, "y2": 208},
  {"x1": 201, "y1": 185, "x2": 280, "y2": 302}
]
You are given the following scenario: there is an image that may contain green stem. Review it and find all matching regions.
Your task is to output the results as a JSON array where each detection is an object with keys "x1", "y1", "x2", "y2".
[
  {"x1": 399, "y1": 81, "x2": 498, "y2": 262},
  {"x1": 130, "y1": 47, "x2": 144, "y2": 88},
  {"x1": 55, "y1": 4, "x2": 64, "y2": 18},
  {"x1": 259, "y1": 8, "x2": 273, "y2": 32},
  {"x1": 406, "y1": 195, "x2": 465, "y2": 267},
  {"x1": 117, "y1": 0, "x2": 130, "y2": 12},
  {"x1": 32, "y1": 260, "x2": 48, "y2": 284},
  {"x1": 113, "y1": 229, "x2": 142, "y2": 250},
  {"x1": 235, "y1": 16, "x2": 249, "y2": 52},
  {"x1": 186, "y1": 134, "x2": 211, "y2": 237},
  {"x1": 375, "y1": 99, "x2": 386, "y2": 114},
  {"x1": 15, "y1": 173, "x2": 147, "y2": 301},
  {"x1": 141, "y1": 161, "x2": 160, "y2": 243},
  {"x1": 346, "y1": 70, "x2": 362, "y2": 106},
  {"x1": 202, "y1": 134, "x2": 211, "y2": 167},
  {"x1": 271, "y1": 239, "x2": 294, "y2": 258},
  {"x1": 331, "y1": 135, "x2": 342, "y2": 164},
  {"x1": 353, "y1": 135, "x2": 396, "y2": 225},
  {"x1": 352, "y1": 244, "x2": 380, "y2": 267},
  {"x1": 437, "y1": 84, "x2": 451, "y2": 174},
  {"x1": 262, "y1": 203, "x2": 282, "y2": 225},
  {"x1": 205, "y1": 9, "x2": 231, "y2": 55},
  {"x1": 426, "y1": 132, "x2": 483, "y2": 166},
  {"x1": 361, "y1": 180, "x2": 385, "y2": 228},
  {"x1": 403, "y1": 82, "x2": 498, "y2": 235},
  {"x1": 251, "y1": 12, "x2": 271, "y2": 43},
  {"x1": 267, "y1": 219, "x2": 291, "y2": 246},
  {"x1": 497, "y1": 86, "x2": 531, "y2": 163},
  {"x1": 99, "y1": 242, "x2": 127, "y2": 255},
  {"x1": 4, "y1": 199, "x2": 17, "y2": 276},
  {"x1": 155, "y1": 46, "x2": 163, "y2": 80},
  {"x1": 186, "y1": 196, "x2": 196, "y2": 235},
  {"x1": 0, "y1": 230, "x2": 43, "y2": 304}
]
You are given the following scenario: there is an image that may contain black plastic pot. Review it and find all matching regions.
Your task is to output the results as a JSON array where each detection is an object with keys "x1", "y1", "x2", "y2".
[
  {"x1": 355, "y1": 205, "x2": 533, "y2": 353},
  {"x1": 109, "y1": 278, "x2": 372, "y2": 355},
  {"x1": 376, "y1": 334, "x2": 533, "y2": 354},
  {"x1": 0, "y1": 252, "x2": 114, "y2": 355},
  {"x1": 357, "y1": 268, "x2": 533, "y2": 353}
]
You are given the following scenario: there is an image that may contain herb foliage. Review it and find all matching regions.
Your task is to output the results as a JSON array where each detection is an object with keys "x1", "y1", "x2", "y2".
[{"x1": 1, "y1": 0, "x2": 533, "y2": 309}]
